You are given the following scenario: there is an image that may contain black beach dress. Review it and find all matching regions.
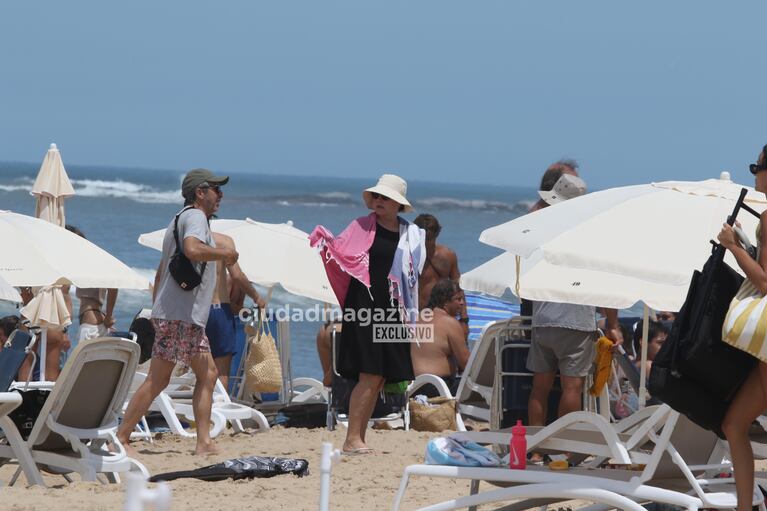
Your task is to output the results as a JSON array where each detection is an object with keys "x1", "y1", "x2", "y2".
[{"x1": 337, "y1": 222, "x2": 414, "y2": 382}]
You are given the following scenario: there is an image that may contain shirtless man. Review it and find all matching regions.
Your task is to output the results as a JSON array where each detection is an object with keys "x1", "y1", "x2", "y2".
[
  {"x1": 413, "y1": 214, "x2": 469, "y2": 335},
  {"x1": 207, "y1": 232, "x2": 265, "y2": 389},
  {"x1": 411, "y1": 279, "x2": 470, "y2": 397}
]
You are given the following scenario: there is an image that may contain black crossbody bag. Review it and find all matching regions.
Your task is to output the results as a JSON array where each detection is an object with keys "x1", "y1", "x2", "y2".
[{"x1": 168, "y1": 206, "x2": 207, "y2": 291}]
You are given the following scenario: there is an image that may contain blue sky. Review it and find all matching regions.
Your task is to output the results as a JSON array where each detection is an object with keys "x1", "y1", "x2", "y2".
[{"x1": 0, "y1": 1, "x2": 765, "y2": 189}]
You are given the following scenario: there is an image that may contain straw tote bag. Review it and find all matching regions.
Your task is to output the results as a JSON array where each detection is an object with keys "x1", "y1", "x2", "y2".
[
  {"x1": 244, "y1": 318, "x2": 283, "y2": 395},
  {"x1": 408, "y1": 397, "x2": 457, "y2": 432}
]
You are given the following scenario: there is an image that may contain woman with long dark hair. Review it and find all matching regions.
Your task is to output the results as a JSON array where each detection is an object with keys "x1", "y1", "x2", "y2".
[{"x1": 718, "y1": 144, "x2": 767, "y2": 510}]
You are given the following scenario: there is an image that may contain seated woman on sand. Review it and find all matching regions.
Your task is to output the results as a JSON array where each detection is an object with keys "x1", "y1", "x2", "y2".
[{"x1": 411, "y1": 279, "x2": 470, "y2": 397}]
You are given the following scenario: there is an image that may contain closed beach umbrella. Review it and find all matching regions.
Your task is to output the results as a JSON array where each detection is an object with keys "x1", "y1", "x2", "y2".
[
  {"x1": 31, "y1": 143, "x2": 75, "y2": 227},
  {"x1": 0, "y1": 210, "x2": 150, "y2": 290},
  {"x1": 138, "y1": 218, "x2": 337, "y2": 305},
  {"x1": 20, "y1": 285, "x2": 72, "y2": 329},
  {"x1": 28, "y1": 142, "x2": 76, "y2": 333},
  {"x1": 0, "y1": 274, "x2": 21, "y2": 303},
  {"x1": 477, "y1": 173, "x2": 767, "y2": 312}
]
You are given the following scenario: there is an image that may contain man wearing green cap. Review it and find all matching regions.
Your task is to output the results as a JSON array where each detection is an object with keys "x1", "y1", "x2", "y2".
[{"x1": 118, "y1": 168, "x2": 237, "y2": 456}]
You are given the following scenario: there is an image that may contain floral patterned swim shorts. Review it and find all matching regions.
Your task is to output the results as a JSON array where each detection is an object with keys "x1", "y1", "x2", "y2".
[{"x1": 151, "y1": 318, "x2": 211, "y2": 365}]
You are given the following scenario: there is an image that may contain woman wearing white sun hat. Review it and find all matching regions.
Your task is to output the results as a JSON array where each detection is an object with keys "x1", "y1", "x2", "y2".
[{"x1": 310, "y1": 173, "x2": 426, "y2": 455}]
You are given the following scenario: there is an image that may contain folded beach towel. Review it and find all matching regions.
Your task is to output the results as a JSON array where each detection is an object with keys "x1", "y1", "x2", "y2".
[
  {"x1": 425, "y1": 437, "x2": 502, "y2": 467},
  {"x1": 149, "y1": 456, "x2": 309, "y2": 482}
]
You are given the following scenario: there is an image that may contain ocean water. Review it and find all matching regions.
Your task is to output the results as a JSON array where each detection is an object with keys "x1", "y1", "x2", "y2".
[{"x1": 0, "y1": 162, "x2": 537, "y2": 380}]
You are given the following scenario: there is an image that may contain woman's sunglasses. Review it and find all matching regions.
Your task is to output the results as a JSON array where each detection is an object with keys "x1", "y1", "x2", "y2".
[
  {"x1": 750, "y1": 145, "x2": 767, "y2": 175},
  {"x1": 371, "y1": 192, "x2": 391, "y2": 201}
]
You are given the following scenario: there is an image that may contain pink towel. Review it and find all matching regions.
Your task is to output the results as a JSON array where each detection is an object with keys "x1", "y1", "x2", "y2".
[{"x1": 309, "y1": 213, "x2": 377, "y2": 307}]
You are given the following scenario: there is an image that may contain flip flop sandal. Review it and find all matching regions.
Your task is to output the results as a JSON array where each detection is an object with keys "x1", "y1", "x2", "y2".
[{"x1": 341, "y1": 447, "x2": 376, "y2": 456}]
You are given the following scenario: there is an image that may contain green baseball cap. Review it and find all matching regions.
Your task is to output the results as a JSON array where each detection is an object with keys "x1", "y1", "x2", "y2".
[{"x1": 181, "y1": 168, "x2": 230, "y2": 199}]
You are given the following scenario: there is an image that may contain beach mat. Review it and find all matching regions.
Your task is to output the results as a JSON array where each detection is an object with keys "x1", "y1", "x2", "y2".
[{"x1": 149, "y1": 456, "x2": 309, "y2": 482}]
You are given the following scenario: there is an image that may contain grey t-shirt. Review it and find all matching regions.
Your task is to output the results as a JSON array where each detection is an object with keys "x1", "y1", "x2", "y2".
[
  {"x1": 152, "y1": 207, "x2": 217, "y2": 327},
  {"x1": 532, "y1": 301, "x2": 597, "y2": 332}
]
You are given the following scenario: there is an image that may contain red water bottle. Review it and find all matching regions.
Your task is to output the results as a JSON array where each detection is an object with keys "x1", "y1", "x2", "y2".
[{"x1": 509, "y1": 420, "x2": 527, "y2": 469}]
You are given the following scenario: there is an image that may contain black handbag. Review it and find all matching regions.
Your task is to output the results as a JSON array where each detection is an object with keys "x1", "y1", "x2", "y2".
[
  {"x1": 168, "y1": 206, "x2": 207, "y2": 291},
  {"x1": 648, "y1": 188, "x2": 760, "y2": 437}
]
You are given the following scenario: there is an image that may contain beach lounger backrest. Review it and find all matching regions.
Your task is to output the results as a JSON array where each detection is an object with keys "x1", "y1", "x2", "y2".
[
  {"x1": 455, "y1": 320, "x2": 502, "y2": 408},
  {"x1": 0, "y1": 330, "x2": 33, "y2": 392},
  {"x1": 27, "y1": 337, "x2": 139, "y2": 451}
]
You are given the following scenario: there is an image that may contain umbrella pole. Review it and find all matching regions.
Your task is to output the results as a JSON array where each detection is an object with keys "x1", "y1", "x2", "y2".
[
  {"x1": 638, "y1": 304, "x2": 650, "y2": 408},
  {"x1": 39, "y1": 328, "x2": 47, "y2": 382}
]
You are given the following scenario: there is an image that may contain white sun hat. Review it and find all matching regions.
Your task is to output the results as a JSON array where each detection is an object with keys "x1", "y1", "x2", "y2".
[
  {"x1": 362, "y1": 174, "x2": 414, "y2": 212},
  {"x1": 538, "y1": 174, "x2": 587, "y2": 205}
]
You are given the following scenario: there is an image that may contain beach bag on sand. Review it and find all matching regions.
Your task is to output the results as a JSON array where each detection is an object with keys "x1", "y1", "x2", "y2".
[
  {"x1": 409, "y1": 396, "x2": 457, "y2": 432},
  {"x1": 244, "y1": 320, "x2": 282, "y2": 394},
  {"x1": 8, "y1": 389, "x2": 50, "y2": 440}
]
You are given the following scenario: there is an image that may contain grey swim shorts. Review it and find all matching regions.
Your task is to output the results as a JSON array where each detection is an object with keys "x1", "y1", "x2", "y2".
[{"x1": 526, "y1": 326, "x2": 597, "y2": 377}]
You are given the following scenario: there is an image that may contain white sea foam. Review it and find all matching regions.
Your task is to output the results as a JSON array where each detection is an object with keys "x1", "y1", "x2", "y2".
[
  {"x1": 0, "y1": 184, "x2": 31, "y2": 192},
  {"x1": 0, "y1": 176, "x2": 34, "y2": 192},
  {"x1": 71, "y1": 179, "x2": 181, "y2": 204},
  {"x1": 416, "y1": 196, "x2": 533, "y2": 213}
]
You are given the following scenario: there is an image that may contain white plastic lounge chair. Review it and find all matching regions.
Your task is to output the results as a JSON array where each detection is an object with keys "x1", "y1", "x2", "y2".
[
  {"x1": 159, "y1": 371, "x2": 270, "y2": 434},
  {"x1": 0, "y1": 337, "x2": 149, "y2": 486},
  {"x1": 0, "y1": 392, "x2": 34, "y2": 483},
  {"x1": 393, "y1": 405, "x2": 765, "y2": 511},
  {"x1": 128, "y1": 372, "x2": 234, "y2": 439},
  {"x1": 455, "y1": 319, "x2": 523, "y2": 424},
  {"x1": 290, "y1": 377, "x2": 329, "y2": 404}
]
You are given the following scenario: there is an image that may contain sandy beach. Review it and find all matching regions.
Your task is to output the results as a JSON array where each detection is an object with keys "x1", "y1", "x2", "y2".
[
  {"x1": 5, "y1": 422, "x2": 763, "y2": 511},
  {"x1": 0, "y1": 426, "x2": 479, "y2": 511}
]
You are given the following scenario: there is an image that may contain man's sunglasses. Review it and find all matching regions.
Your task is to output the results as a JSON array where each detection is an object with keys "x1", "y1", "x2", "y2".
[
  {"x1": 371, "y1": 192, "x2": 390, "y2": 201},
  {"x1": 750, "y1": 145, "x2": 767, "y2": 175},
  {"x1": 200, "y1": 184, "x2": 222, "y2": 194}
]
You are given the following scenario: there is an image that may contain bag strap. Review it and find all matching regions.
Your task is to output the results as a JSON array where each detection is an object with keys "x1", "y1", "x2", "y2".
[{"x1": 173, "y1": 206, "x2": 207, "y2": 276}]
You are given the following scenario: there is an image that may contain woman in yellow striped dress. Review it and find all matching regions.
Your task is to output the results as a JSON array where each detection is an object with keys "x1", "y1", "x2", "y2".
[{"x1": 718, "y1": 144, "x2": 767, "y2": 511}]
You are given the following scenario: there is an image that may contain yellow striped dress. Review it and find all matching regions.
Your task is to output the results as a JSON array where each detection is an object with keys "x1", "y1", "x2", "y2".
[{"x1": 722, "y1": 223, "x2": 767, "y2": 363}]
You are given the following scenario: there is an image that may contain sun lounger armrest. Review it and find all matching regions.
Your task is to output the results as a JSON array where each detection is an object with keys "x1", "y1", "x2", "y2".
[
  {"x1": 528, "y1": 411, "x2": 632, "y2": 464},
  {"x1": 408, "y1": 374, "x2": 453, "y2": 398},
  {"x1": 45, "y1": 416, "x2": 120, "y2": 441}
]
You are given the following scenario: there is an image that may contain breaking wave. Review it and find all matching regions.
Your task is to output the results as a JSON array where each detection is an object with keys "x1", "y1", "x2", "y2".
[
  {"x1": 71, "y1": 179, "x2": 181, "y2": 204},
  {"x1": 0, "y1": 175, "x2": 536, "y2": 213}
]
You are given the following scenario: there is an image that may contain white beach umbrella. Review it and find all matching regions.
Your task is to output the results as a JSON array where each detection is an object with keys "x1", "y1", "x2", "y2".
[
  {"x1": 478, "y1": 173, "x2": 767, "y2": 312},
  {"x1": 138, "y1": 218, "x2": 337, "y2": 305},
  {"x1": 0, "y1": 210, "x2": 150, "y2": 290},
  {"x1": 477, "y1": 172, "x2": 767, "y2": 407},
  {"x1": 461, "y1": 251, "x2": 690, "y2": 312},
  {"x1": 31, "y1": 143, "x2": 75, "y2": 227},
  {"x1": 0, "y1": 274, "x2": 21, "y2": 303}
]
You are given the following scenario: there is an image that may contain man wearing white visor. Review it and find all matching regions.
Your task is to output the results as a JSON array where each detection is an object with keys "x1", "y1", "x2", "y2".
[{"x1": 525, "y1": 160, "x2": 622, "y2": 459}]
